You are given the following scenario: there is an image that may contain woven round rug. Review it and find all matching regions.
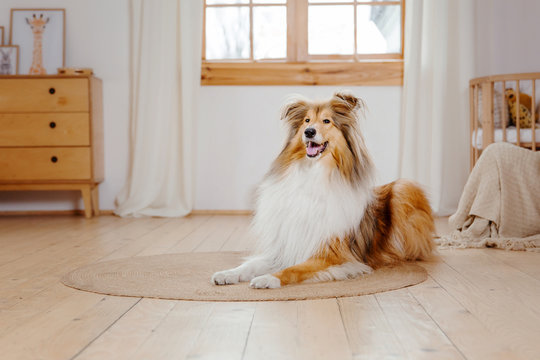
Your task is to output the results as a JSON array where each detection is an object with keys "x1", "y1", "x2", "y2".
[{"x1": 61, "y1": 252, "x2": 427, "y2": 301}]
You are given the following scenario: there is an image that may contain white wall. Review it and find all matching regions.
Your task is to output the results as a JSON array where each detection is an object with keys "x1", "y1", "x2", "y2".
[
  {"x1": 195, "y1": 86, "x2": 401, "y2": 210},
  {"x1": 475, "y1": 0, "x2": 540, "y2": 76},
  {"x1": 0, "y1": 0, "x2": 130, "y2": 212}
]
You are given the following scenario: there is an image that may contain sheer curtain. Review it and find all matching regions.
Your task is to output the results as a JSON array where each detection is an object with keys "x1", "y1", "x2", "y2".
[
  {"x1": 115, "y1": 0, "x2": 202, "y2": 217},
  {"x1": 399, "y1": 0, "x2": 475, "y2": 215}
]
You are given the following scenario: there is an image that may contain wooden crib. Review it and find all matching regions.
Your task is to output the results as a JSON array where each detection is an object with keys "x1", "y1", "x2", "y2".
[{"x1": 470, "y1": 73, "x2": 540, "y2": 170}]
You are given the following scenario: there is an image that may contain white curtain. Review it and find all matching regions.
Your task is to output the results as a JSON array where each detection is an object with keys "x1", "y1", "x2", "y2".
[
  {"x1": 115, "y1": 0, "x2": 202, "y2": 217},
  {"x1": 399, "y1": 0, "x2": 475, "y2": 216}
]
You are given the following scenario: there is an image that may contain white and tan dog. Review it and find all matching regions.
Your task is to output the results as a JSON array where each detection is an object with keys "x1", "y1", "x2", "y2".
[{"x1": 212, "y1": 93, "x2": 435, "y2": 289}]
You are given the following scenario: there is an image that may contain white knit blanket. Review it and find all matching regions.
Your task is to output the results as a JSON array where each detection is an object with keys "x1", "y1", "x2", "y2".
[{"x1": 437, "y1": 143, "x2": 540, "y2": 251}]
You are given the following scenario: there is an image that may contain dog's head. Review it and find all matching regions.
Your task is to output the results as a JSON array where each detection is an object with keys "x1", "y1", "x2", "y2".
[{"x1": 273, "y1": 92, "x2": 374, "y2": 184}]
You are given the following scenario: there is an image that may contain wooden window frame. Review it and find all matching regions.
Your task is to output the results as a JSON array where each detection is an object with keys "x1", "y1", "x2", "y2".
[{"x1": 202, "y1": 0, "x2": 404, "y2": 86}]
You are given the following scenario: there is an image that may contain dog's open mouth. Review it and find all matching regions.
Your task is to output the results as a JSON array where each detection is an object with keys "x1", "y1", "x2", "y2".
[{"x1": 306, "y1": 141, "x2": 328, "y2": 158}]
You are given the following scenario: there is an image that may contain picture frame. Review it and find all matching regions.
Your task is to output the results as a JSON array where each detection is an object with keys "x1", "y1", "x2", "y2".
[
  {"x1": 9, "y1": 9, "x2": 65, "y2": 75},
  {"x1": 0, "y1": 45, "x2": 19, "y2": 75},
  {"x1": 0, "y1": 26, "x2": 4, "y2": 45}
]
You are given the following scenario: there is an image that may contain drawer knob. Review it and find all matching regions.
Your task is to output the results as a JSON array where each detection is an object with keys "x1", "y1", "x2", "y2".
[
  {"x1": 49, "y1": 87, "x2": 56, "y2": 95},
  {"x1": 49, "y1": 122, "x2": 56, "y2": 129},
  {"x1": 51, "y1": 156, "x2": 58, "y2": 163}
]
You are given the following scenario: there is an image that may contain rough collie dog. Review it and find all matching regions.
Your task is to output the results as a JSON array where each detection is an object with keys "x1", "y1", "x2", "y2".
[{"x1": 212, "y1": 92, "x2": 435, "y2": 289}]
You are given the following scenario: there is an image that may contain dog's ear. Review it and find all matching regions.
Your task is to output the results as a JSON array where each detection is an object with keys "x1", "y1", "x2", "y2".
[
  {"x1": 281, "y1": 99, "x2": 308, "y2": 121},
  {"x1": 333, "y1": 92, "x2": 365, "y2": 112},
  {"x1": 281, "y1": 98, "x2": 309, "y2": 134}
]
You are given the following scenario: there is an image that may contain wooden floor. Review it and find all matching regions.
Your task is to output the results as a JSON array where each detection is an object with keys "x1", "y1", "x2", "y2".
[{"x1": 1, "y1": 215, "x2": 539, "y2": 360}]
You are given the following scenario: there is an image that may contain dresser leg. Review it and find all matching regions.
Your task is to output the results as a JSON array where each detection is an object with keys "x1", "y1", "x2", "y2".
[
  {"x1": 91, "y1": 186, "x2": 100, "y2": 216},
  {"x1": 81, "y1": 186, "x2": 93, "y2": 218}
]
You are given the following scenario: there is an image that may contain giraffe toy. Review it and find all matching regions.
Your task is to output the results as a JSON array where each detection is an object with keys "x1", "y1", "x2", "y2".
[{"x1": 26, "y1": 14, "x2": 49, "y2": 75}]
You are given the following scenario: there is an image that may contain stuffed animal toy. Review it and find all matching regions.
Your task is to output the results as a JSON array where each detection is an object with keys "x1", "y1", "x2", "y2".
[{"x1": 505, "y1": 88, "x2": 538, "y2": 128}]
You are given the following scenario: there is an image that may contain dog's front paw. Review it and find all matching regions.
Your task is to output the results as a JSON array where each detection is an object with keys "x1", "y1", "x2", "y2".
[
  {"x1": 250, "y1": 274, "x2": 281, "y2": 289},
  {"x1": 212, "y1": 270, "x2": 240, "y2": 285}
]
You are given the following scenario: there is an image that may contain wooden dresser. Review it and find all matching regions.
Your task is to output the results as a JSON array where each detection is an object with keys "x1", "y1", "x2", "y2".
[{"x1": 0, "y1": 75, "x2": 103, "y2": 218}]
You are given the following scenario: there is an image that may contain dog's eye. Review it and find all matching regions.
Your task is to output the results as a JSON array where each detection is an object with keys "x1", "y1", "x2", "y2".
[
  {"x1": 323, "y1": 119, "x2": 331, "y2": 124},
  {"x1": 305, "y1": 119, "x2": 310, "y2": 123}
]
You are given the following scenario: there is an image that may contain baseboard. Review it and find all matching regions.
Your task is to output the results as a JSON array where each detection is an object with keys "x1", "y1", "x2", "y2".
[
  {"x1": 0, "y1": 209, "x2": 252, "y2": 217},
  {"x1": 189, "y1": 209, "x2": 253, "y2": 216},
  {"x1": 0, "y1": 209, "x2": 115, "y2": 217}
]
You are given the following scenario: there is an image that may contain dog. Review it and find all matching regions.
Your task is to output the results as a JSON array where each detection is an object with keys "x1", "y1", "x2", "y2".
[{"x1": 212, "y1": 92, "x2": 435, "y2": 289}]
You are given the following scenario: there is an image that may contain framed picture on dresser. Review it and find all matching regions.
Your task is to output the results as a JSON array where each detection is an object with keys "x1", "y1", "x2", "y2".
[
  {"x1": 0, "y1": 45, "x2": 19, "y2": 75},
  {"x1": 9, "y1": 9, "x2": 65, "y2": 75}
]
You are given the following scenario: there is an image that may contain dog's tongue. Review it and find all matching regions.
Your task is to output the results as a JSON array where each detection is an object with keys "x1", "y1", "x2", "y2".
[{"x1": 307, "y1": 142, "x2": 321, "y2": 156}]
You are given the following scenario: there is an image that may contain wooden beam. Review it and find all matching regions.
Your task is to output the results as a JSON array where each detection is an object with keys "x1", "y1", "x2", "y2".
[{"x1": 201, "y1": 61, "x2": 403, "y2": 86}]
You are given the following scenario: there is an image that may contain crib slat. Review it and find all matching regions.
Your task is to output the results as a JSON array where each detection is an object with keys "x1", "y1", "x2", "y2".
[
  {"x1": 474, "y1": 85, "x2": 479, "y2": 166},
  {"x1": 470, "y1": 84, "x2": 474, "y2": 170},
  {"x1": 516, "y1": 80, "x2": 521, "y2": 145},
  {"x1": 502, "y1": 81, "x2": 507, "y2": 142},
  {"x1": 481, "y1": 82, "x2": 494, "y2": 147},
  {"x1": 532, "y1": 80, "x2": 536, "y2": 150}
]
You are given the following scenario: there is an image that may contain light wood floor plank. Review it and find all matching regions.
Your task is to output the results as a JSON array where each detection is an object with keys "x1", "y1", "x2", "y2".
[
  {"x1": 441, "y1": 250, "x2": 540, "y2": 319},
  {"x1": 409, "y1": 276, "x2": 521, "y2": 360},
  {"x1": 220, "y1": 216, "x2": 255, "y2": 252},
  {"x1": 185, "y1": 302, "x2": 257, "y2": 360},
  {"x1": 375, "y1": 288, "x2": 465, "y2": 359},
  {"x1": 296, "y1": 299, "x2": 353, "y2": 360},
  {"x1": 338, "y1": 295, "x2": 405, "y2": 359},
  {"x1": 483, "y1": 248, "x2": 540, "y2": 280},
  {"x1": 167, "y1": 215, "x2": 220, "y2": 253},
  {"x1": 0, "y1": 216, "x2": 91, "y2": 264},
  {"x1": 136, "y1": 215, "x2": 211, "y2": 256},
  {"x1": 130, "y1": 301, "x2": 215, "y2": 360},
  {"x1": 0, "y1": 216, "x2": 136, "y2": 283},
  {"x1": 242, "y1": 301, "x2": 299, "y2": 360},
  {"x1": 93, "y1": 217, "x2": 176, "y2": 261},
  {"x1": 74, "y1": 299, "x2": 177, "y2": 360},
  {"x1": 0, "y1": 291, "x2": 111, "y2": 360},
  {"x1": 0, "y1": 216, "x2": 63, "y2": 241},
  {"x1": 425, "y1": 252, "x2": 540, "y2": 359},
  {"x1": 194, "y1": 215, "x2": 246, "y2": 252},
  {"x1": 0, "y1": 282, "x2": 76, "y2": 338},
  {"x1": 39, "y1": 296, "x2": 140, "y2": 360}
]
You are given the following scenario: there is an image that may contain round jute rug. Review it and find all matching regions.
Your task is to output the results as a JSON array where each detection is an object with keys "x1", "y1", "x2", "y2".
[{"x1": 61, "y1": 252, "x2": 427, "y2": 301}]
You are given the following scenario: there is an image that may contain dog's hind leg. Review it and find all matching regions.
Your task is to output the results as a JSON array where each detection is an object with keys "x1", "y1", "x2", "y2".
[{"x1": 211, "y1": 256, "x2": 276, "y2": 285}]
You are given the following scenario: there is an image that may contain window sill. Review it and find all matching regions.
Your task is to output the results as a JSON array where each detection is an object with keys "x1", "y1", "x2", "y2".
[{"x1": 200, "y1": 61, "x2": 403, "y2": 86}]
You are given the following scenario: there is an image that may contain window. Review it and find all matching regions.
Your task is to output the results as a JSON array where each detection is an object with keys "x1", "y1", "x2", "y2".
[{"x1": 202, "y1": 0, "x2": 404, "y2": 85}]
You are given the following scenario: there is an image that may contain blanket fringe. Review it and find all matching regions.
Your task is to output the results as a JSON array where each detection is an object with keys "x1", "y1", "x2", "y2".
[{"x1": 436, "y1": 231, "x2": 540, "y2": 252}]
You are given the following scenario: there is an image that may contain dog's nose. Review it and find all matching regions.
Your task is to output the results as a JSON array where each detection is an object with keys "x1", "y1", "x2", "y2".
[{"x1": 304, "y1": 128, "x2": 316, "y2": 138}]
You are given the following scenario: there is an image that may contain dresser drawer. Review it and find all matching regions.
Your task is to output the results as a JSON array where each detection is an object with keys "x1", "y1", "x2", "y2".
[
  {"x1": 0, "y1": 79, "x2": 89, "y2": 112},
  {"x1": 0, "y1": 113, "x2": 90, "y2": 146},
  {"x1": 0, "y1": 147, "x2": 91, "y2": 181}
]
